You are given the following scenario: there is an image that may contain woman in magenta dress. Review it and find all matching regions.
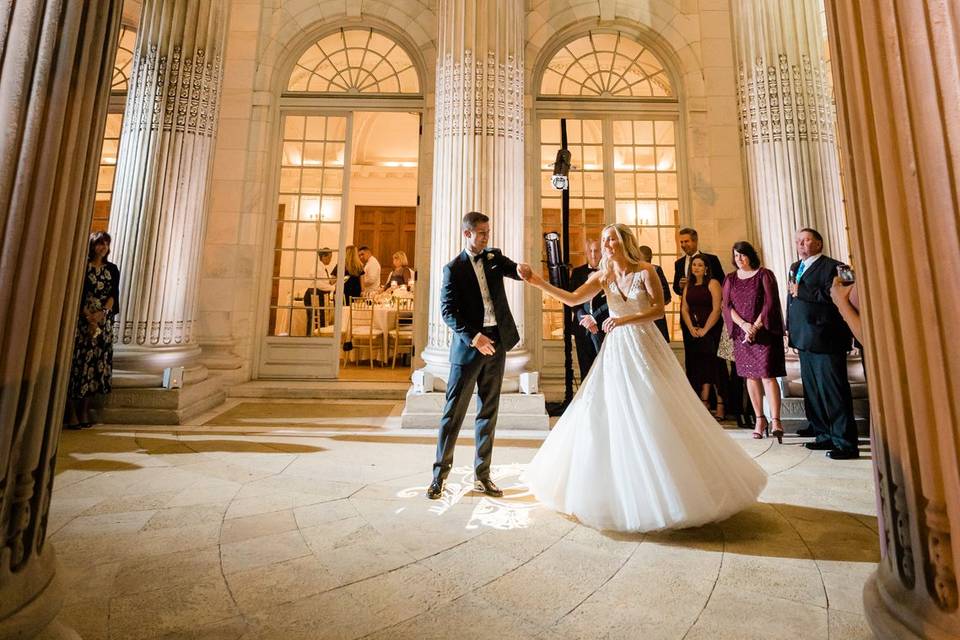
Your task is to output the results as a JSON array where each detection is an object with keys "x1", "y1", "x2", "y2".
[{"x1": 721, "y1": 241, "x2": 786, "y2": 442}]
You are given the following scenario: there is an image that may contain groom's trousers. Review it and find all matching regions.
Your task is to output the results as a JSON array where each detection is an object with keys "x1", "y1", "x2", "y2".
[{"x1": 433, "y1": 330, "x2": 506, "y2": 483}]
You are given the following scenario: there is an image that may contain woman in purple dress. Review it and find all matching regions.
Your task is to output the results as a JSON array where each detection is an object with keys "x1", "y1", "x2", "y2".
[
  {"x1": 681, "y1": 256, "x2": 724, "y2": 417},
  {"x1": 721, "y1": 241, "x2": 786, "y2": 442}
]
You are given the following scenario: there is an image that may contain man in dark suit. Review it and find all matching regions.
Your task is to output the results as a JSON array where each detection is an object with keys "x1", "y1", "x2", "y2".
[
  {"x1": 639, "y1": 244, "x2": 671, "y2": 341},
  {"x1": 428, "y1": 211, "x2": 531, "y2": 500},
  {"x1": 568, "y1": 239, "x2": 608, "y2": 381},
  {"x1": 787, "y1": 228, "x2": 859, "y2": 459}
]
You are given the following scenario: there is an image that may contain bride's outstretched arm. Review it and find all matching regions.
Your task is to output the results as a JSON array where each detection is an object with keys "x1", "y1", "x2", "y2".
[{"x1": 520, "y1": 267, "x2": 603, "y2": 307}]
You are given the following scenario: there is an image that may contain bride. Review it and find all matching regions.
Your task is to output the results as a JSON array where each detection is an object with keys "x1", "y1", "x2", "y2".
[{"x1": 520, "y1": 223, "x2": 767, "y2": 532}]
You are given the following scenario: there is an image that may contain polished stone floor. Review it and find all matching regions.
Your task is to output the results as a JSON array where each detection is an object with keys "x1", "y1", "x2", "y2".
[{"x1": 50, "y1": 399, "x2": 879, "y2": 639}]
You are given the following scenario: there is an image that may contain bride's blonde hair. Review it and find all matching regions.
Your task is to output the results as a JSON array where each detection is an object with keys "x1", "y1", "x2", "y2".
[{"x1": 599, "y1": 223, "x2": 647, "y2": 285}]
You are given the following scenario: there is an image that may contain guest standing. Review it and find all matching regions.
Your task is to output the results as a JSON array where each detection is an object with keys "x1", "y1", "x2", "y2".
[
  {"x1": 722, "y1": 241, "x2": 786, "y2": 442},
  {"x1": 65, "y1": 232, "x2": 120, "y2": 430},
  {"x1": 681, "y1": 256, "x2": 723, "y2": 415},
  {"x1": 303, "y1": 248, "x2": 335, "y2": 333},
  {"x1": 787, "y1": 228, "x2": 859, "y2": 459},
  {"x1": 568, "y1": 239, "x2": 608, "y2": 381},
  {"x1": 638, "y1": 245, "x2": 671, "y2": 341},
  {"x1": 358, "y1": 245, "x2": 381, "y2": 294},
  {"x1": 386, "y1": 251, "x2": 415, "y2": 287}
]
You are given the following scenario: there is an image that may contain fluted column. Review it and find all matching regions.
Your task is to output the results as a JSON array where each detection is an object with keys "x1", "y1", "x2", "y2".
[
  {"x1": 732, "y1": 0, "x2": 848, "y2": 298},
  {"x1": 0, "y1": 1, "x2": 121, "y2": 637},
  {"x1": 420, "y1": 0, "x2": 527, "y2": 381},
  {"x1": 824, "y1": 1, "x2": 960, "y2": 638},
  {"x1": 108, "y1": 0, "x2": 228, "y2": 385}
]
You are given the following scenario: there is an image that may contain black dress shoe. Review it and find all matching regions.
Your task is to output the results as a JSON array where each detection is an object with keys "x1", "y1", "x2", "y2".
[
  {"x1": 473, "y1": 478, "x2": 503, "y2": 498},
  {"x1": 426, "y1": 478, "x2": 444, "y2": 500},
  {"x1": 805, "y1": 440, "x2": 834, "y2": 450},
  {"x1": 795, "y1": 427, "x2": 816, "y2": 437},
  {"x1": 826, "y1": 448, "x2": 860, "y2": 460}
]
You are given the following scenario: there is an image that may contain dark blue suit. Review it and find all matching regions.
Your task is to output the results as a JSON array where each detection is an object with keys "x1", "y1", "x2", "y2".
[
  {"x1": 787, "y1": 255, "x2": 857, "y2": 452},
  {"x1": 433, "y1": 248, "x2": 521, "y2": 482}
]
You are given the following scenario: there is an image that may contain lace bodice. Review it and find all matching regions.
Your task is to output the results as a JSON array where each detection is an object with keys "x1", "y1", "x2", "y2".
[{"x1": 604, "y1": 270, "x2": 652, "y2": 318}]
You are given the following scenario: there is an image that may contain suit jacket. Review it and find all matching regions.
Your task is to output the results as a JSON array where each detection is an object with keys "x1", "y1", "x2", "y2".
[
  {"x1": 673, "y1": 252, "x2": 724, "y2": 297},
  {"x1": 653, "y1": 264, "x2": 671, "y2": 306},
  {"x1": 786, "y1": 255, "x2": 853, "y2": 354},
  {"x1": 569, "y1": 264, "x2": 609, "y2": 335},
  {"x1": 441, "y1": 248, "x2": 521, "y2": 365}
]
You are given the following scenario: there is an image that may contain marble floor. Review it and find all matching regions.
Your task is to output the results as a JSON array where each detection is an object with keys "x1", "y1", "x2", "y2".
[{"x1": 50, "y1": 399, "x2": 879, "y2": 640}]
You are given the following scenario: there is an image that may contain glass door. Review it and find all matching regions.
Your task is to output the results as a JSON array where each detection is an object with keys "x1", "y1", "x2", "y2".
[{"x1": 258, "y1": 113, "x2": 352, "y2": 378}]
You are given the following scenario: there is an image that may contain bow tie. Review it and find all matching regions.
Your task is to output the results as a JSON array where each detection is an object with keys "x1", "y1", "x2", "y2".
[{"x1": 473, "y1": 252, "x2": 485, "y2": 263}]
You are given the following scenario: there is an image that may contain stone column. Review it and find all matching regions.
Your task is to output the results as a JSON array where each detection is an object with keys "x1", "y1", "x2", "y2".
[
  {"x1": 824, "y1": 2, "x2": 960, "y2": 638},
  {"x1": 731, "y1": 0, "x2": 848, "y2": 294},
  {"x1": 403, "y1": 0, "x2": 546, "y2": 429},
  {"x1": 0, "y1": 1, "x2": 121, "y2": 637},
  {"x1": 420, "y1": 0, "x2": 527, "y2": 380},
  {"x1": 108, "y1": 0, "x2": 229, "y2": 388}
]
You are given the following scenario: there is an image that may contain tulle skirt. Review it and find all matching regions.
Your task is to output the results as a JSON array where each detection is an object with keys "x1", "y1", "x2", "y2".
[{"x1": 522, "y1": 321, "x2": 767, "y2": 532}]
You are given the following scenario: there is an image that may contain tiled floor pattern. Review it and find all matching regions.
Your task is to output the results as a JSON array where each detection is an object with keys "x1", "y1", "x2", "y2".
[{"x1": 50, "y1": 399, "x2": 878, "y2": 639}]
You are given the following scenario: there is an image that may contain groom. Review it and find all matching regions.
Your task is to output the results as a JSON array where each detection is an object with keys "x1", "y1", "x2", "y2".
[{"x1": 427, "y1": 211, "x2": 531, "y2": 500}]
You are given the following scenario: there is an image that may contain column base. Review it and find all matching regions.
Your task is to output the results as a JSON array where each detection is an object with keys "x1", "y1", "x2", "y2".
[
  {"x1": 101, "y1": 372, "x2": 225, "y2": 425},
  {"x1": 0, "y1": 548, "x2": 77, "y2": 640},
  {"x1": 863, "y1": 571, "x2": 959, "y2": 640},
  {"x1": 401, "y1": 387, "x2": 549, "y2": 430}
]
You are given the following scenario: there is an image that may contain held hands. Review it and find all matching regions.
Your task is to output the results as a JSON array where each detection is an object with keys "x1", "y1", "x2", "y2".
[
  {"x1": 679, "y1": 276, "x2": 688, "y2": 290},
  {"x1": 518, "y1": 263, "x2": 543, "y2": 286},
  {"x1": 789, "y1": 281, "x2": 799, "y2": 297},
  {"x1": 580, "y1": 315, "x2": 599, "y2": 335}
]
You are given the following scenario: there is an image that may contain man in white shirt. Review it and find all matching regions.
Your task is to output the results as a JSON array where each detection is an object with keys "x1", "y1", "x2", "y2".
[
  {"x1": 427, "y1": 211, "x2": 533, "y2": 501},
  {"x1": 303, "y1": 249, "x2": 335, "y2": 333},
  {"x1": 358, "y1": 246, "x2": 381, "y2": 294}
]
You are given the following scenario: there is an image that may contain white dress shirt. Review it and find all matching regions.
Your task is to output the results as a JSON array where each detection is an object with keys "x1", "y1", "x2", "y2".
[
  {"x1": 361, "y1": 256, "x2": 381, "y2": 293},
  {"x1": 466, "y1": 249, "x2": 497, "y2": 327},
  {"x1": 317, "y1": 262, "x2": 335, "y2": 293}
]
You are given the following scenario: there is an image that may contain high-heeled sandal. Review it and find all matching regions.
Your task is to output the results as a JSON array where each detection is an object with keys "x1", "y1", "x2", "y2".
[
  {"x1": 770, "y1": 418, "x2": 784, "y2": 444},
  {"x1": 752, "y1": 416, "x2": 769, "y2": 439},
  {"x1": 714, "y1": 400, "x2": 726, "y2": 422}
]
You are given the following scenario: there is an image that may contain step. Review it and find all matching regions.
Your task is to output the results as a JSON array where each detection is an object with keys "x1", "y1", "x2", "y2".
[{"x1": 228, "y1": 380, "x2": 410, "y2": 400}]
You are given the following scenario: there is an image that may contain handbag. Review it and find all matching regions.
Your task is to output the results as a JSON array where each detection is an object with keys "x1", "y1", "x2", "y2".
[{"x1": 717, "y1": 322, "x2": 735, "y2": 361}]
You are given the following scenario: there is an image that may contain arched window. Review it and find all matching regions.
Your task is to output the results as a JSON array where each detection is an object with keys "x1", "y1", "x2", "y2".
[
  {"x1": 112, "y1": 26, "x2": 137, "y2": 94},
  {"x1": 540, "y1": 32, "x2": 673, "y2": 98},
  {"x1": 287, "y1": 28, "x2": 420, "y2": 94},
  {"x1": 536, "y1": 32, "x2": 683, "y2": 343}
]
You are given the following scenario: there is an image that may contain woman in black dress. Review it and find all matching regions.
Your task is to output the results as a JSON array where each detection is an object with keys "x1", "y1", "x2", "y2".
[
  {"x1": 333, "y1": 245, "x2": 364, "y2": 303},
  {"x1": 681, "y1": 256, "x2": 724, "y2": 418},
  {"x1": 65, "y1": 231, "x2": 120, "y2": 429}
]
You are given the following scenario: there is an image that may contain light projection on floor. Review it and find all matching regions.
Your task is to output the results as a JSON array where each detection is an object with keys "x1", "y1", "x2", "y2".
[{"x1": 397, "y1": 463, "x2": 539, "y2": 531}]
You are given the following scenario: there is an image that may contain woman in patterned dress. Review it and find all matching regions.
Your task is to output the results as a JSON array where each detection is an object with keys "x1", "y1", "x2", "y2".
[
  {"x1": 65, "y1": 231, "x2": 120, "y2": 429},
  {"x1": 721, "y1": 241, "x2": 786, "y2": 442}
]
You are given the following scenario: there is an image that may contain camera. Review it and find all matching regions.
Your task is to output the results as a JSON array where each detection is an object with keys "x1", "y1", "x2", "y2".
[{"x1": 837, "y1": 264, "x2": 855, "y2": 285}]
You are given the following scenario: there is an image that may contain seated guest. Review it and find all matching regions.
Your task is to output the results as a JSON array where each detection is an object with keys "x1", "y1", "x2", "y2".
[
  {"x1": 681, "y1": 255, "x2": 723, "y2": 416},
  {"x1": 386, "y1": 251, "x2": 415, "y2": 287},
  {"x1": 358, "y1": 245, "x2": 381, "y2": 294},
  {"x1": 638, "y1": 245, "x2": 671, "y2": 341},
  {"x1": 722, "y1": 241, "x2": 786, "y2": 442},
  {"x1": 569, "y1": 239, "x2": 608, "y2": 381},
  {"x1": 333, "y1": 245, "x2": 364, "y2": 303},
  {"x1": 303, "y1": 248, "x2": 335, "y2": 333}
]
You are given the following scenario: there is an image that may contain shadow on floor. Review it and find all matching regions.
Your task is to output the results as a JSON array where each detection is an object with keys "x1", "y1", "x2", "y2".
[
  {"x1": 613, "y1": 502, "x2": 881, "y2": 563},
  {"x1": 325, "y1": 433, "x2": 545, "y2": 448},
  {"x1": 56, "y1": 431, "x2": 327, "y2": 475}
]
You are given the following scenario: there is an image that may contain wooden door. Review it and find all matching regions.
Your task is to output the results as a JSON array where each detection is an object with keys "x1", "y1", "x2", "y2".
[{"x1": 353, "y1": 205, "x2": 417, "y2": 284}]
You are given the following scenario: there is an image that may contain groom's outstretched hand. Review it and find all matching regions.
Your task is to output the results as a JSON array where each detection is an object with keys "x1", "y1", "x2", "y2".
[{"x1": 517, "y1": 263, "x2": 533, "y2": 280}]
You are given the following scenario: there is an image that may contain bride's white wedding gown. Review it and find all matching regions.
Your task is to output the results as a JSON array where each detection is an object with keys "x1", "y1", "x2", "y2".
[{"x1": 522, "y1": 269, "x2": 767, "y2": 532}]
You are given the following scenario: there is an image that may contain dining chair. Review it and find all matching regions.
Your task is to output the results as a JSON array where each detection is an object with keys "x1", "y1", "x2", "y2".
[
  {"x1": 389, "y1": 298, "x2": 415, "y2": 368},
  {"x1": 349, "y1": 298, "x2": 383, "y2": 368}
]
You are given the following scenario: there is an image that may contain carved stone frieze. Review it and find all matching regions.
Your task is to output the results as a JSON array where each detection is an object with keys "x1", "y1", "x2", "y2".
[{"x1": 435, "y1": 51, "x2": 523, "y2": 140}]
